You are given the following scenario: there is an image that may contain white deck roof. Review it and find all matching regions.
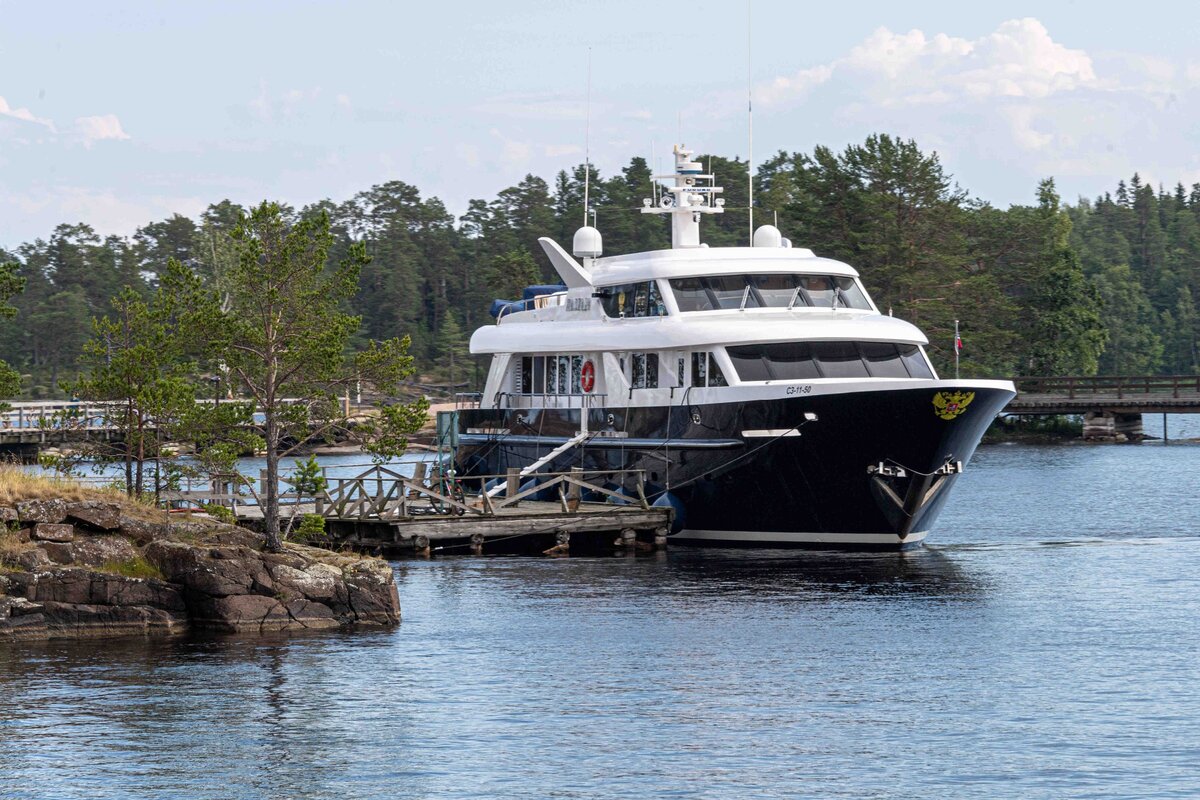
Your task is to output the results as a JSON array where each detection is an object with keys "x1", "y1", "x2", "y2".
[
  {"x1": 587, "y1": 246, "x2": 858, "y2": 286},
  {"x1": 470, "y1": 310, "x2": 927, "y2": 355}
]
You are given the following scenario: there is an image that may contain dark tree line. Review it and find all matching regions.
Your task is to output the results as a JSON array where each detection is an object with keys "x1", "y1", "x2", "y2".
[{"x1": 3, "y1": 133, "x2": 1200, "y2": 397}]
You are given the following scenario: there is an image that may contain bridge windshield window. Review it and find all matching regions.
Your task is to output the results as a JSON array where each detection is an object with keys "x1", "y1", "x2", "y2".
[
  {"x1": 671, "y1": 278, "x2": 715, "y2": 311},
  {"x1": 859, "y1": 342, "x2": 910, "y2": 378},
  {"x1": 899, "y1": 344, "x2": 934, "y2": 378},
  {"x1": 669, "y1": 275, "x2": 872, "y2": 311},
  {"x1": 597, "y1": 282, "x2": 667, "y2": 318},
  {"x1": 817, "y1": 341, "x2": 870, "y2": 378},
  {"x1": 836, "y1": 277, "x2": 869, "y2": 309},
  {"x1": 726, "y1": 342, "x2": 931, "y2": 381}
]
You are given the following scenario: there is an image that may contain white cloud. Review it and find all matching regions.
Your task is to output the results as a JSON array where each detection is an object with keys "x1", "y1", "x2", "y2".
[
  {"x1": 74, "y1": 114, "x2": 130, "y2": 147},
  {"x1": 761, "y1": 18, "x2": 1095, "y2": 110},
  {"x1": 1, "y1": 187, "x2": 204, "y2": 239},
  {"x1": 743, "y1": 17, "x2": 1200, "y2": 204},
  {"x1": 0, "y1": 96, "x2": 55, "y2": 131},
  {"x1": 1000, "y1": 105, "x2": 1053, "y2": 151},
  {"x1": 477, "y1": 93, "x2": 589, "y2": 122},
  {"x1": 543, "y1": 143, "x2": 582, "y2": 158}
]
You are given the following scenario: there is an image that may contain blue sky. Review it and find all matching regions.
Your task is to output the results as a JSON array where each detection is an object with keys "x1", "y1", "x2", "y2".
[{"x1": 2, "y1": 0, "x2": 1199, "y2": 246}]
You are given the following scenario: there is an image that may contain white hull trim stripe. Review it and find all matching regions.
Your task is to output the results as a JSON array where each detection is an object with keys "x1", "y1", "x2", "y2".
[
  {"x1": 672, "y1": 529, "x2": 929, "y2": 545},
  {"x1": 741, "y1": 428, "x2": 801, "y2": 438}
]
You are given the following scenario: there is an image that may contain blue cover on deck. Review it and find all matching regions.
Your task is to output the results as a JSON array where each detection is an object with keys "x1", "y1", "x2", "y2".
[
  {"x1": 489, "y1": 285, "x2": 567, "y2": 318},
  {"x1": 522, "y1": 284, "x2": 566, "y2": 301}
]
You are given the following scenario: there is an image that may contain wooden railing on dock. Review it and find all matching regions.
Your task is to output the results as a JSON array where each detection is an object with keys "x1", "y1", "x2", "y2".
[{"x1": 160, "y1": 463, "x2": 651, "y2": 522}]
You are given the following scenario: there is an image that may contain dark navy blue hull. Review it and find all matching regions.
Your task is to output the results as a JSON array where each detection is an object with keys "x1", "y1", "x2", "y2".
[{"x1": 452, "y1": 385, "x2": 1013, "y2": 549}]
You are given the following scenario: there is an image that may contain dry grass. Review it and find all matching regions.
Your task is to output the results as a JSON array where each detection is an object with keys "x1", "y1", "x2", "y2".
[
  {"x1": 0, "y1": 464, "x2": 161, "y2": 520},
  {"x1": 0, "y1": 529, "x2": 36, "y2": 568}
]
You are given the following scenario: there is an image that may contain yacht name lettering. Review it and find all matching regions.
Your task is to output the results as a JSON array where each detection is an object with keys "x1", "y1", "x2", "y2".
[{"x1": 566, "y1": 297, "x2": 591, "y2": 312}]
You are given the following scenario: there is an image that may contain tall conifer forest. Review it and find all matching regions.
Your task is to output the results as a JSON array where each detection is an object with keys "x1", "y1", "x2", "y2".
[{"x1": 2, "y1": 133, "x2": 1198, "y2": 399}]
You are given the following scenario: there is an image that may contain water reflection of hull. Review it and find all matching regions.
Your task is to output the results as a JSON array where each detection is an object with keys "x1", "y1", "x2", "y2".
[{"x1": 454, "y1": 384, "x2": 1014, "y2": 549}]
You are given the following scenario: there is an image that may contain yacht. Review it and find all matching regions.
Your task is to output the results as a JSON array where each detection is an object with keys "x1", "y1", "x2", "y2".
[{"x1": 452, "y1": 145, "x2": 1015, "y2": 548}]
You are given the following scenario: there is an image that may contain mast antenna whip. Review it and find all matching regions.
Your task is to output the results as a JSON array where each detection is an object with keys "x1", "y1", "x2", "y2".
[
  {"x1": 747, "y1": 0, "x2": 754, "y2": 246},
  {"x1": 583, "y1": 47, "x2": 592, "y2": 227}
]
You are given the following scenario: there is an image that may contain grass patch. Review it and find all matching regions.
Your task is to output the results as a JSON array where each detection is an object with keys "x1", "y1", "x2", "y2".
[
  {"x1": 0, "y1": 464, "x2": 165, "y2": 521},
  {"x1": 0, "y1": 528, "x2": 36, "y2": 568},
  {"x1": 99, "y1": 556, "x2": 164, "y2": 581}
]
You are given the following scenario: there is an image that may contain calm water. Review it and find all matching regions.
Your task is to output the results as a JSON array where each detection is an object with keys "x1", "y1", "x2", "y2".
[{"x1": 4, "y1": 436, "x2": 1200, "y2": 798}]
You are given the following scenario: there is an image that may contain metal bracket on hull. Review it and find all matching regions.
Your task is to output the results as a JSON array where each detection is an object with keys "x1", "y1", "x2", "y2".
[{"x1": 868, "y1": 459, "x2": 963, "y2": 538}]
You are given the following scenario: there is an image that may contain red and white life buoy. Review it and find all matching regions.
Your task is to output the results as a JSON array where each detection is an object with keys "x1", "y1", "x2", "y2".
[{"x1": 580, "y1": 360, "x2": 595, "y2": 393}]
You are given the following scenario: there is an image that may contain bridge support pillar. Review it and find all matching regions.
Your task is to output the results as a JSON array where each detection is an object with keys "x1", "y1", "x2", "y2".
[{"x1": 1082, "y1": 411, "x2": 1144, "y2": 442}]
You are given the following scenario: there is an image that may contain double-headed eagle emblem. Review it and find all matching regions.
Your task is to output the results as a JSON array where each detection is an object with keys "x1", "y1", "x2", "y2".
[{"x1": 933, "y1": 391, "x2": 975, "y2": 421}]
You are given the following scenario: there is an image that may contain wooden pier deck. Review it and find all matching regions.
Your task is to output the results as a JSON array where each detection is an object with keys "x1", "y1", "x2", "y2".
[{"x1": 163, "y1": 464, "x2": 673, "y2": 556}]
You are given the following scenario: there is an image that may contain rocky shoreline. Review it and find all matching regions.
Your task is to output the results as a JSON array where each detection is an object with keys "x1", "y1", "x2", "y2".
[{"x1": 1, "y1": 496, "x2": 400, "y2": 641}]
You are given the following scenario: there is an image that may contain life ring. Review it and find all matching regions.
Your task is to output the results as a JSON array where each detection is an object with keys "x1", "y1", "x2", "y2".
[{"x1": 580, "y1": 360, "x2": 595, "y2": 393}]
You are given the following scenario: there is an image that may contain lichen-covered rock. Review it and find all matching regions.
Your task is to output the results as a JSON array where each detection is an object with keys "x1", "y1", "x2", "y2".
[
  {"x1": 144, "y1": 540, "x2": 272, "y2": 597},
  {"x1": 36, "y1": 601, "x2": 186, "y2": 638},
  {"x1": 4, "y1": 500, "x2": 400, "y2": 640},
  {"x1": 16, "y1": 498, "x2": 68, "y2": 524},
  {"x1": 268, "y1": 562, "x2": 341, "y2": 602},
  {"x1": 31, "y1": 523, "x2": 74, "y2": 543},
  {"x1": 116, "y1": 515, "x2": 167, "y2": 545},
  {"x1": 66, "y1": 501, "x2": 122, "y2": 531},
  {"x1": 0, "y1": 506, "x2": 17, "y2": 524},
  {"x1": 72, "y1": 535, "x2": 138, "y2": 568},
  {"x1": 41, "y1": 542, "x2": 76, "y2": 564},
  {"x1": 14, "y1": 547, "x2": 54, "y2": 572},
  {"x1": 189, "y1": 594, "x2": 339, "y2": 633}
]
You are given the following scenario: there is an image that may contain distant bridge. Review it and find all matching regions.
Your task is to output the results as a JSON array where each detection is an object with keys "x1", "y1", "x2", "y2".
[
  {"x1": 0, "y1": 399, "x2": 313, "y2": 456},
  {"x1": 1004, "y1": 375, "x2": 1200, "y2": 440}
]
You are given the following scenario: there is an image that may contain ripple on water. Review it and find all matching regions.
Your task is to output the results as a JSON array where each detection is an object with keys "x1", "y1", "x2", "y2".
[{"x1": 2, "y1": 442, "x2": 1200, "y2": 798}]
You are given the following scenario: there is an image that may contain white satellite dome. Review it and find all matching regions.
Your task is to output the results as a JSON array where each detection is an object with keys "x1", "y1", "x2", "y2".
[{"x1": 573, "y1": 226, "x2": 603, "y2": 258}]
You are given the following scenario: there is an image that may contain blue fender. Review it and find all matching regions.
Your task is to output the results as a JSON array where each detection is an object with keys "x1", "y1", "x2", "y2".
[{"x1": 652, "y1": 491, "x2": 687, "y2": 534}]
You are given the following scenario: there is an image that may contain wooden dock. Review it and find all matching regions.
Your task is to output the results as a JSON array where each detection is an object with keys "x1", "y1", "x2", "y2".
[{"x1": 163, "y1": 464, "x2": 673, "y2": 557}]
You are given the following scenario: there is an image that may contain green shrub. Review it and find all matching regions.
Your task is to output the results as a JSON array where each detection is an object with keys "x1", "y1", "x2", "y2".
[
  {"x1": 293, "y1": 514, "x2": 326, "y2": 543},
  {"x1": 203, "y1": 503, "x2": 236, "y2": 524}
]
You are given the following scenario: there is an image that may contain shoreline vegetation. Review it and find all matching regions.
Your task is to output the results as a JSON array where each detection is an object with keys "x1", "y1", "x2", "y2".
[
  {"x1": 983, "y1": 415, "x2": 1084, "y2": 443},
  {"x1": 3, "y1": 134, "x2": 1200, "y2": 404},
  {"x1": 0, "y1": 467, "x2": 400, "y2": 642}
]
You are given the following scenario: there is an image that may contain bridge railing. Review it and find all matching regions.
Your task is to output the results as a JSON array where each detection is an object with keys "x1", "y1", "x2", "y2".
[{"x1": 1015, "y1": 375, "x2": 1200, "y2": 399}]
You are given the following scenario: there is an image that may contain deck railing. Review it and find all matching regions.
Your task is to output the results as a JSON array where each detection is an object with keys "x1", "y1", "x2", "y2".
[
  {"x1": 1014, "y1": 375, "x2": 1200, "y2": 399},
  {"x1": 159, "y1": 463, "x2": 649, "y2": 520},
  {"x1": 492, "y1": 392, "x2": 609, "y2": 411}
]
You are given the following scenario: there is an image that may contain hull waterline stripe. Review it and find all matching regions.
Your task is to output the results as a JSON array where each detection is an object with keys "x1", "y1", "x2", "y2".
[{"x1": 672, "y1": 529, "x2": 930, "y2": 545}]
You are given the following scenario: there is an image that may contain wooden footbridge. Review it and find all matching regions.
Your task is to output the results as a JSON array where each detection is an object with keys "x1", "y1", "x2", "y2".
[
  {"x1": 161, "y1": 463, "x2": 672, "y2": 556},
  {"x1": 1005, "y1": 375, "x2": 1200, "y2": 440}
]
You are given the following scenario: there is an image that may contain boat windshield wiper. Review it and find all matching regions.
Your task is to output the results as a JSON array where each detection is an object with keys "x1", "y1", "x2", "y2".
[
  {"x1": 739, "y1": 284, "x2": 752, "y2": 311},
  {"x1": 786, "y1": 286, "x2": 803, "y2": 310}
]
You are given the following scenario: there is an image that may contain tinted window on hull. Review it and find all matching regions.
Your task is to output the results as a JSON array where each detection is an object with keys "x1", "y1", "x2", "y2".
[{"x1": 726, "y1": 342, "x2": 932, "y2": 381}]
